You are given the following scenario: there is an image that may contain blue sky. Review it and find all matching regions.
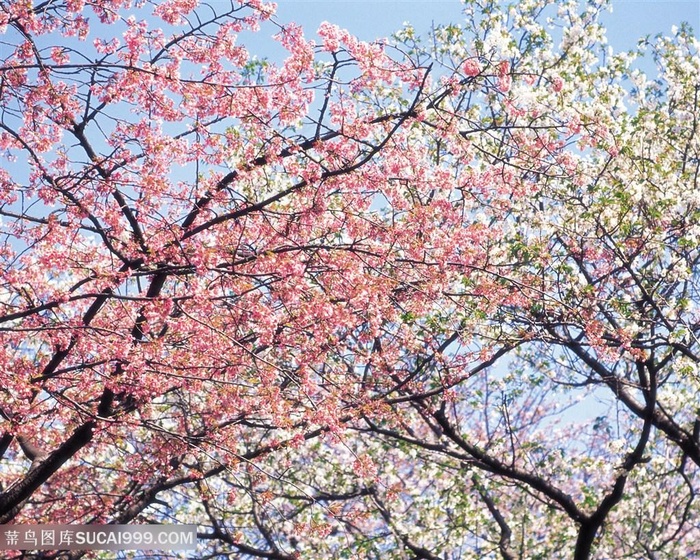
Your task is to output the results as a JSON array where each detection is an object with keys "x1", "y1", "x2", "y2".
[{"x1": 272, "y1": 0, "x2": 699, "y2": 53}]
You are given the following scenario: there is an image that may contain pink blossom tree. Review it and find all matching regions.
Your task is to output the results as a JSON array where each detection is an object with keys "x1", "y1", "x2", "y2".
[{"x1": 1, "y1": 0, "x2": 699, "y2": 558}]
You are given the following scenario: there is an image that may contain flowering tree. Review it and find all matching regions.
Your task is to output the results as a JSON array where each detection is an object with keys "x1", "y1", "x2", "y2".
[{"x1": 1, "y1": 0, "x2": 699, "y2": 558}]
